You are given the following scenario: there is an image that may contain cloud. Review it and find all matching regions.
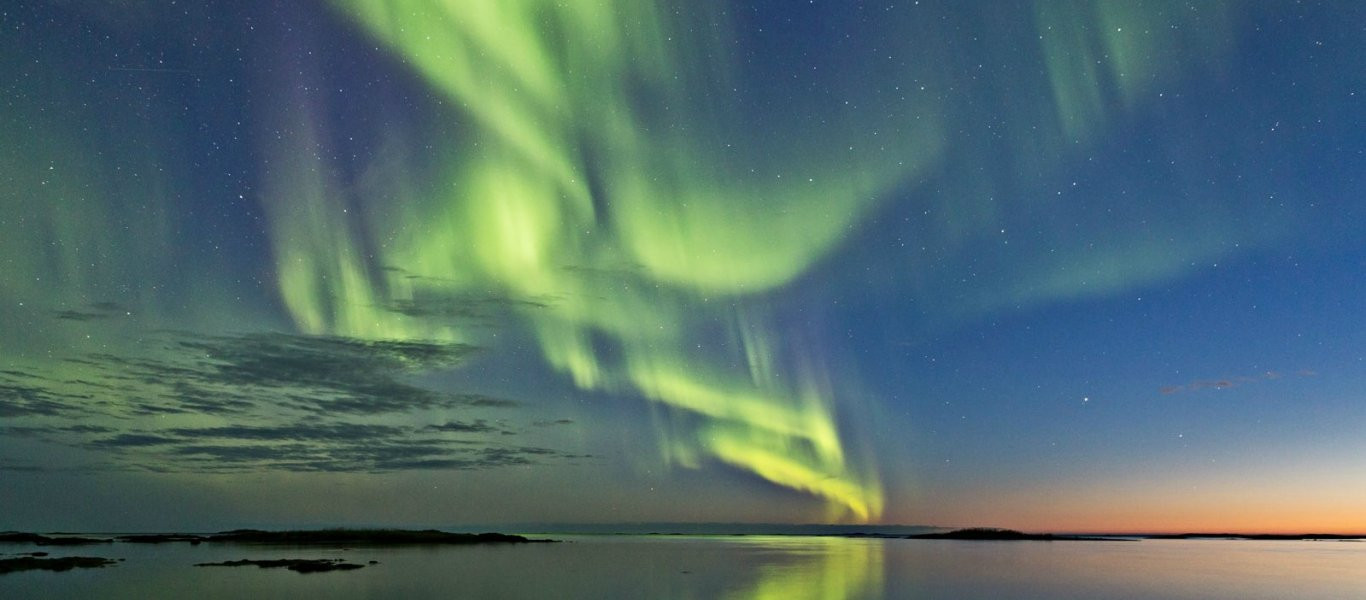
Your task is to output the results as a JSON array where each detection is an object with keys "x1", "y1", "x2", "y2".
[
  {"x1": 0, "y1": 383, "x2": 73, "y2": 417},
  {"x1": 89, "y1": 433, "x2": 181, "y2": 448},
  {"x1": 373, "y1": 270, "x2": 553, "y2": 323},
  {"x1": 1159, "y1": 369, "x2": 1317, "y2": 396},
  {"x1": 52, "y1": 310, "x2": 110, "y2": 322},
  {"x1": 559, "y1": 262, "x2": 645, "y2": 281},
  {"x1": 425, "y1": 420, "x2": 504, "y2": 434},
  {"x1": 51, "y1": 301, "x2": 128, "y2": 322},
  {"x1": 380, "y1": 296, "x2": 550, "y2": 321},
  {"x1": 175, "y1": 333, "x2": 477, "y2": 391},
  {"x1": 0, "y1": 329, "x2": 581, "y2": 474},
  {"x1": 78, "y1": 421, "x2": 583, "y2": 473},
  {"x1": 165, "y1": 423, "x2": 408, "y2": 442},
  {"x1": 0, "y1": 424, "x2": 114, "y2": 437},
  {"x1": 36, "y1": 332, "x2": 505, "y2": 417}
]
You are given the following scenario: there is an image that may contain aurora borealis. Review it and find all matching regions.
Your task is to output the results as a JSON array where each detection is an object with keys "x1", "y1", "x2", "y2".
[{"x1": 3, "y1": 0, "x2": 1366, "y2": 533}]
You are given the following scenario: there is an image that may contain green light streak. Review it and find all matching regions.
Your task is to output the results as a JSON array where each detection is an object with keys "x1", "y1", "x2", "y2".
[
  {"x1": 0, "y1": 47, "x2": 183, "y2": 355},
  {"x1": 1035, "y1": 0, "x2": 1233, "y2": 142},
  {"x1": 729, "y1": 537, "x2": 883, "y2": 600},
  {"x1": 254, "y1": 0, "x2": 1240, "y2": 519},
  {"x1": 261, "y1": 107, "x2": 461, "y2": 344},
  {"x1": 286, "y1": 0, "x2": 941, "y2": 520}
]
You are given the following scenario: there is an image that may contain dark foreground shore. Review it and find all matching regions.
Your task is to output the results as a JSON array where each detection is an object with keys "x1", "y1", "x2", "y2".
[
  {"x1": 114, "y1": 528, "x2": 552, "y2": 546},
  {"x1": 2, "y1": 528, "x2": 553, "y2": 547},
  {"x1": 0, "y1": 528, "x2": 556, "y2": 575},
  {"x1": 0, "y1": 556, "x2": 119, "y2": 575}
]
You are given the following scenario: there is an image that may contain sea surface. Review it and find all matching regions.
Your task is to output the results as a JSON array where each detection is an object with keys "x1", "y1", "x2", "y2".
[{"x1": 3, "y1": 534, "x2": 1365, "y2": 599}]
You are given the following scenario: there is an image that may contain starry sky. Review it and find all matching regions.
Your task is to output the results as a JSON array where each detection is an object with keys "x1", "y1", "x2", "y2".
[{"x1": 2, "y1": 0, "x2": 1364, "y2": 533}]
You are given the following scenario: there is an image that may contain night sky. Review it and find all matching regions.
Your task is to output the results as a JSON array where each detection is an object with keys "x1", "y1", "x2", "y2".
[{"x1": 3, "y1": 1, "x2": 1364, "y2": 533}]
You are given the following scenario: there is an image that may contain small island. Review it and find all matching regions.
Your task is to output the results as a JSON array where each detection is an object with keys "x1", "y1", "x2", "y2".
[
  {"x1": 203, "y1": 528, "x2": 552, "y2": 546},
  {"x1": 0, "y1": 556, "x2": 119, "y2": 574},
  {"x1": 0, "y1": 533, "x2": 111, "y2": 546},
  {"x1": 0, "y1": 529, "x2": 552, "y2": 576},
  {"x1": 194, "y1": 558, "x2": 367, "y2": 573},
  {"x1": 906, "y1": 528, "x2": 1117, "y2": 541},
  {"x1": 116, "y1": 534, "x2": 208, "y2": 544},
  {"x1": 0, "y1": 529, "x2": 554, "y2": 548}
]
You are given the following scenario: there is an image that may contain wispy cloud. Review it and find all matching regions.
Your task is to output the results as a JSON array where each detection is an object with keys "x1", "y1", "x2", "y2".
[
  {"x1": 47, "y1": 332, "x2": 499, "y2": 417},
  {"x1": 374, "y1": 268, "x2": 553, "y2": 324},
  {"x1": 425, "y1": 419, "x2": 508, "y2": 434},
  {"x1": 1, "y1": 330, "x2": 584, "y2": 474},
  {"x1": 1160, "y1": 369, "x2": 1318, "y2": 396},
  {"x1": 51, "y1": 301, "x2": 129, "y2": 322},
  {"x1": 0, "y1": 382, "x2": 76, "y2": 417},
  {"x1": 78, "y1": 421, "x2": 585, "y2": 473}
]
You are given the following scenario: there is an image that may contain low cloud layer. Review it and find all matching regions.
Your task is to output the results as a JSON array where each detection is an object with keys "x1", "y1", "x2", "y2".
[
  {"x1": 1159, "y1": 369, "x2": 1318, "y2": 396},
  {"x1": 1, "y1": 329, "x2": 582, "y2": 474},
  {"x1": 69, "y1": 421, "x2": 582, "y2": 474},
  {"x1": 53, "y1": 332, "x2": 496, "y2": 417}
]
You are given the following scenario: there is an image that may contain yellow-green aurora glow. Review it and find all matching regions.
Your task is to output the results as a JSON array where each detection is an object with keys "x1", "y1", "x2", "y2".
[
  {"x1": 240, "y1": 0, "x2": 1243, "y2": 521},
  {"x1": 10, "y1": 0, "x2": 1365, "y2": 539},
  {"x1": 0, "y1": 0, "x2": 1257, "y2": 524},
  {"x1": 263, "y1": 0, "x2": 958, "y2": 520}
]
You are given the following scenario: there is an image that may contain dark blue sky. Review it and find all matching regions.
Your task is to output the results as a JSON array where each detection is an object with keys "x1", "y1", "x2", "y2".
[{"x1": 2, "y1": 0, "x2": 1364, "y2": 532}]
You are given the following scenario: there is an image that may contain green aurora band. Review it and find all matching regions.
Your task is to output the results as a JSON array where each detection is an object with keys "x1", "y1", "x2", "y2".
[
  {"x1": 268, "y1": 0, "x2": 960, "y2": 520},
  {"x1": 239, "y1": 0, "x2": 1246, "y2": 521},
  {"x1": 0, "y1": 0, "x2": 1256, "y2": 522},
  {"x1": 0, "y1": 0, "x2": 1251, "y2": 521}
]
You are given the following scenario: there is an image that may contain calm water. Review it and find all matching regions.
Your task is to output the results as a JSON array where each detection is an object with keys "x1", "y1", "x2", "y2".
[{"x1": 3, "y1": 535, "x2": 1365, "y2": 599}]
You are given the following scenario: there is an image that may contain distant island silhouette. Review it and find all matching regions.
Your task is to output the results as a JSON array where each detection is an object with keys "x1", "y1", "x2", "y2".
[
  {"x1": 0, "y1": 528, "x2": 554, "y2": 576},
  {"x1": 903, "y1": 528, "x2": 1119, "y2": 541},
  {"x1": 0, "y1": 533, "x2": 111, "y2": 546},
  {"x1": 112, "y1": 528, "x2": 553, "y2": 546},
  {"x1": 0, "y1": 555, "x2": 119, "y2": 574},
  {"x1": 195, "y1": 558, "x2": 369, "y2": 573},
  {"x1": 5, "y1": 526, "x2": 1365, "y2": 578}
]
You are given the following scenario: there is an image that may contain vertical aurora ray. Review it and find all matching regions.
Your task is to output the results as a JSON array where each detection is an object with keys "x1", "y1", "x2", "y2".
[
  {"x1": 259, "y1": 96, "x2": 463, "y2": 344},
  {"x1": 246, "y1": 0, "x2": 1255, "y2": 521},
  {"x1": 0, "y1": 15, "x2": 190, "y2": 355},
  {"x1": 274, "y1": 0, "x2": 953, "y2": 520},
  {"x1": 1035, "y1": 0, "x2": 1232, "y2": 144},
  {"x1": 5, "y1": 0, "x2": 1357, "y2": 535}
]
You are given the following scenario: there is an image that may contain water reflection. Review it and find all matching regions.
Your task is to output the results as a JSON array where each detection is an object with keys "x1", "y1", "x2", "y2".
[
  {"x1": 7, "y1": 536, "x2": 1366, "y2": 599},
  {"x1": 729, "y1": 537, "x2": 884, "y2": 600}
]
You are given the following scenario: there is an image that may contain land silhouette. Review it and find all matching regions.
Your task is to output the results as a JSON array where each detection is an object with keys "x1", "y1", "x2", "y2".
[
  {"x1": 0, "y1": 555, "x2": 119, "y2": 574},
  {"x1": 0, "y1": 533, "x2": 111, "y2": 546},
  {"x1": 4, "y1": 526, "x2": 1365, "y2": 578},
  {"x1": 0, "y1": 528, "x2": 553, "y2": 576},
  {"x1": 109, "y1": 528, "x2": 551, "y2": 546},
  {"x1": 902, "y1": 528, "x2": 1119, "y2": 541},
  {"x1": 194, "y1": 558, "x2": 367, "y2": 573}
]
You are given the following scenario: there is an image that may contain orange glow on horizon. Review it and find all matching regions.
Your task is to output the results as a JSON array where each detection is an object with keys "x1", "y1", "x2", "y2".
[{"x1": 886, "y1": 473, "x2": 1366, "y2": 535}]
